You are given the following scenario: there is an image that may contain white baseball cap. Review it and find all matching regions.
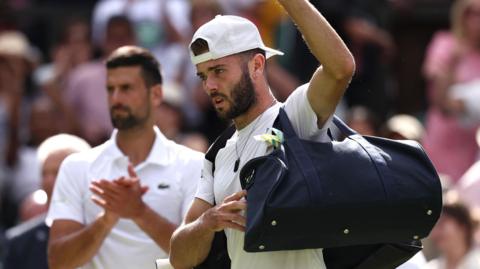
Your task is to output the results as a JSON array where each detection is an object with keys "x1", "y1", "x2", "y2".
[{"x1": 190, "y1": 15, "x2": 284, "y2": 65}]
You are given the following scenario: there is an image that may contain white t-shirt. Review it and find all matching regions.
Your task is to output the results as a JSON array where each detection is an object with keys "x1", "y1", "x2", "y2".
[
  {"x1": 47, "y1": 127, "x2": 203, "y2": 269},
  {"x1": 196, "y1": 84, "x2": 331, "y2": 269}
]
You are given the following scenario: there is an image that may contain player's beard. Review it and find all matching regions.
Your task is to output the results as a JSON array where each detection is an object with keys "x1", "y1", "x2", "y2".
[
  {"x1": 216, "y1": 66, "x2": 257, "y2": 120},
  {"x1": 110, "y1": 102, "x2": 150, "y2": 130}
]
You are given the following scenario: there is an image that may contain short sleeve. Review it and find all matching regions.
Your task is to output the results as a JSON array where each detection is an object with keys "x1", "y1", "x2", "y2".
[
  {"x1": 46, "y1": 156, "x2": 85, "y2": 226},
  {"x1": 282, "y1": 83, "x2": 332, "y2": 141},
  {"x1": 180, "y1": 153, "x2": 204, "y2": 218},
  {"x1": 423, "y1": 31, "x2": 456, "y2": 80},
  {"x1": 194, "y1": 159, "x2": 215, "y2": 205}
]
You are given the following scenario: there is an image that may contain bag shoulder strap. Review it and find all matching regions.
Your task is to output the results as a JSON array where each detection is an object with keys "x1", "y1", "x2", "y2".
[
  {"x1": 272, "y1": 107, "x2": 291, "y2": 137},
  {"x1": 332, "y1": 115, "x2": 358, "y2": 136},
  {"x1": 194, "y1": 126, "x2": 235, "y2": 269},
  {"x1": 205, "y1": 125, "x2": 236, "y2": 175}
]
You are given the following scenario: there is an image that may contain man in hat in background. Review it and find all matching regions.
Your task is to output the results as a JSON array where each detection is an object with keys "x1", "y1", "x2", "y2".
[{"x1": 3, "y1": 134, "x2": 90, "y2": 269}]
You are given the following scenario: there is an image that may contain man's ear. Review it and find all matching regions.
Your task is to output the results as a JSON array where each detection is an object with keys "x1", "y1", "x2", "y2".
[
  {"x1": 151, "y1": 84, "x2": 163, "y2": 107},
  {"x1": 250, "y1": 53, "x2": 266, "y2": 80}
]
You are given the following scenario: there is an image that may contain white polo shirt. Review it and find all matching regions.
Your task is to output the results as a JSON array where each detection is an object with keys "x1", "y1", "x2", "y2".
[
  {"x1": 47, "y1": 126, "x2": 203, "y2": 269},
  {"x1": 196, "y1": 84, "x2": 331, "y2": 269}
]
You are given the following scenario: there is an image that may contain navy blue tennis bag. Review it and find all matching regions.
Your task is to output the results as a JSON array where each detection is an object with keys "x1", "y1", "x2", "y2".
[
  {"x1": 238, "y1": 108, "x2": 442, "y2": 267},
  {"x1": 196, "y1": 107, "x2": 442, "y2": 269}
]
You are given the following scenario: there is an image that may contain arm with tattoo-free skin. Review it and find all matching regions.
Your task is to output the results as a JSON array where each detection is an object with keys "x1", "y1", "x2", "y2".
[
  {"x1": 277, "y1": 0, "x2": 355, "y2": 127},
  {"x1": 48, "y1": 211, "x2": 119, "y2": 269},
  {"x1": 49, "y1": 164, "x2": 176, "y2": 268},
  {"x1": 169, "y1": 191, "x2": 247, "y2": 269}
]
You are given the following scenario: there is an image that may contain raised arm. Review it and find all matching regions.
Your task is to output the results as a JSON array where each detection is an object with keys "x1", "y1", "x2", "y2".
[
  {"x1": 48, "y1": 213, "x2": 118, "y2": 269},
  {"x1": 278, "y1": 0, "x2": 355, "y2": 126}
]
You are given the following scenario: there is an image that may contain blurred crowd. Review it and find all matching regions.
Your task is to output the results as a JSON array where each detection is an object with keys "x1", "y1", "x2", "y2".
[{"x1": 0, "y1": 0, "x2": 480, "y2": 268}]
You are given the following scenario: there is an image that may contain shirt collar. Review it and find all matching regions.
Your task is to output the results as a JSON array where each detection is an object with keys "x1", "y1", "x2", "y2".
[{"x1": 105, "y1": 126, "x2": 171, "y2": 166}]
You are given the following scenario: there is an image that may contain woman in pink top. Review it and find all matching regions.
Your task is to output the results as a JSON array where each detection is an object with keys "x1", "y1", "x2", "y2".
[{"x1": 423, "y1": 0, "x2": 480, "y2": 183}]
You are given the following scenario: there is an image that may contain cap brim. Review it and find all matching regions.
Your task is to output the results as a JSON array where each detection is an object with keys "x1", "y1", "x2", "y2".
[
  {"x1": 191, "y1": 51, "x2": 215, "y2": 65},
  {"x1": 264, "y1": 47, "x2": 284, "y2": 59}
]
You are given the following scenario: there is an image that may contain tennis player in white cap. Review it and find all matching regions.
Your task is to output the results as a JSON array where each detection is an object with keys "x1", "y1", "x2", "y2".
[{"x1": 170, "y1": 1, "x2": 355, "y2": 268}]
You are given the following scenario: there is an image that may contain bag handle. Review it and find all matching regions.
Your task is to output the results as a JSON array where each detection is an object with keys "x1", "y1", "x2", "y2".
[
  {"x1": 276, "y1": 109, "x2": 390, "y2": 200},
  {"x1": 273, "y1": 107, "x2": 299, "y2": 138},
  {"x1": 332, "y1": 115, "x2": 357, "y2": 137},
  {"x1": 331, "y1": 115, "x2": 392, "y2": 199},
  {"x1": 274, "y1": 108, "x2": 324, "y2": 199},
  {"x1": 276, "y1": 108, "x2": 357, "y2": 139},
  {"x1": 205, "y1": 125, "x2": 236, "y2": 175}
]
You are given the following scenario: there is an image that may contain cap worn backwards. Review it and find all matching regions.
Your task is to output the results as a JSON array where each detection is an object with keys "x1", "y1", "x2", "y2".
[{"x1": 189, "y1": 15, "x2": 283, "y2": 65}]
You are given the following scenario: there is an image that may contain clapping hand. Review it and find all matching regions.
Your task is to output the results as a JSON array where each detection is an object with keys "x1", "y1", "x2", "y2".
[{"x1": 90, "y1": 164, "x2": 149, "y2": 220}]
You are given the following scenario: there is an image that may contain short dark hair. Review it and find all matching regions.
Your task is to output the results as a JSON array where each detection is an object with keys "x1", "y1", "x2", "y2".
[
  {"x1": 190, "y1": 38, "x2": 266, "y2": 61},
  {"x1": 190, "y1": 38, "x2": 209, "y2": 56},
  {"x1": 239, "y1": 48, "x2": 266, "y2": 62},
  {"x1": 106, "y1": 46, "x2": 162, "y2": 87}
]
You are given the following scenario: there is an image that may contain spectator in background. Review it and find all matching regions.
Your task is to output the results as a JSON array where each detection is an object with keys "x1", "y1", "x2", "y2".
[
  {"x1": 425, "y1": 202, "x2": 480, "y2": 269},
  {"x1": 456, "y1": 128, "x2": 480, "y2": 220},
  {"x1": 0, "y1": 30, "x2": 38, "y2": 228},
  {"x1": 34, "y1": 17, "x2": 92, "y2": 89},
  {"x1": 18, "y1": 191, "x2": 49, "y2": 223},
  {"x1": 3, "y1": 134, "x2": 90, "y2": 269},
  {"x1": 34, "y1": 18, "x2": 93, "y2": 128},
  {"x1": 4, "y1": 96, "x2": 60, "y2": 223},
  {"x1": 422, "y1": 0, "x2": 480, "y2": 183},
  {"x1": 64, "y1": 15, "x2": 136, "y2": 146},
  {"x1": 47, "y1": 46, "x2": 203, "y2": 269},
  {"x1": 0, "y1": 30, "x2": 37, "y2": 168},
  {"x1": 383, "y1": 114, "x2": 425, "y2": 142},
  {"x1": 91, "y1": 0, "x2": 189, "y2": 50}
]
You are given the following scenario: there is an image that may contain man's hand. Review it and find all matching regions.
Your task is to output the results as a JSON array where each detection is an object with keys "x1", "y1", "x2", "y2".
[
  {"x1": 89, "y1": 164, "x2": 149, "y2": 219},
  {"x1": 169, "y1": 192, "x2": 247, "y2": 268},
  {"x1": 90, "y1": 164, "x2": 176, "y2": 252},
  {"x1": 199, "y1": 190, "x2": 247, "y2": 232}
]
